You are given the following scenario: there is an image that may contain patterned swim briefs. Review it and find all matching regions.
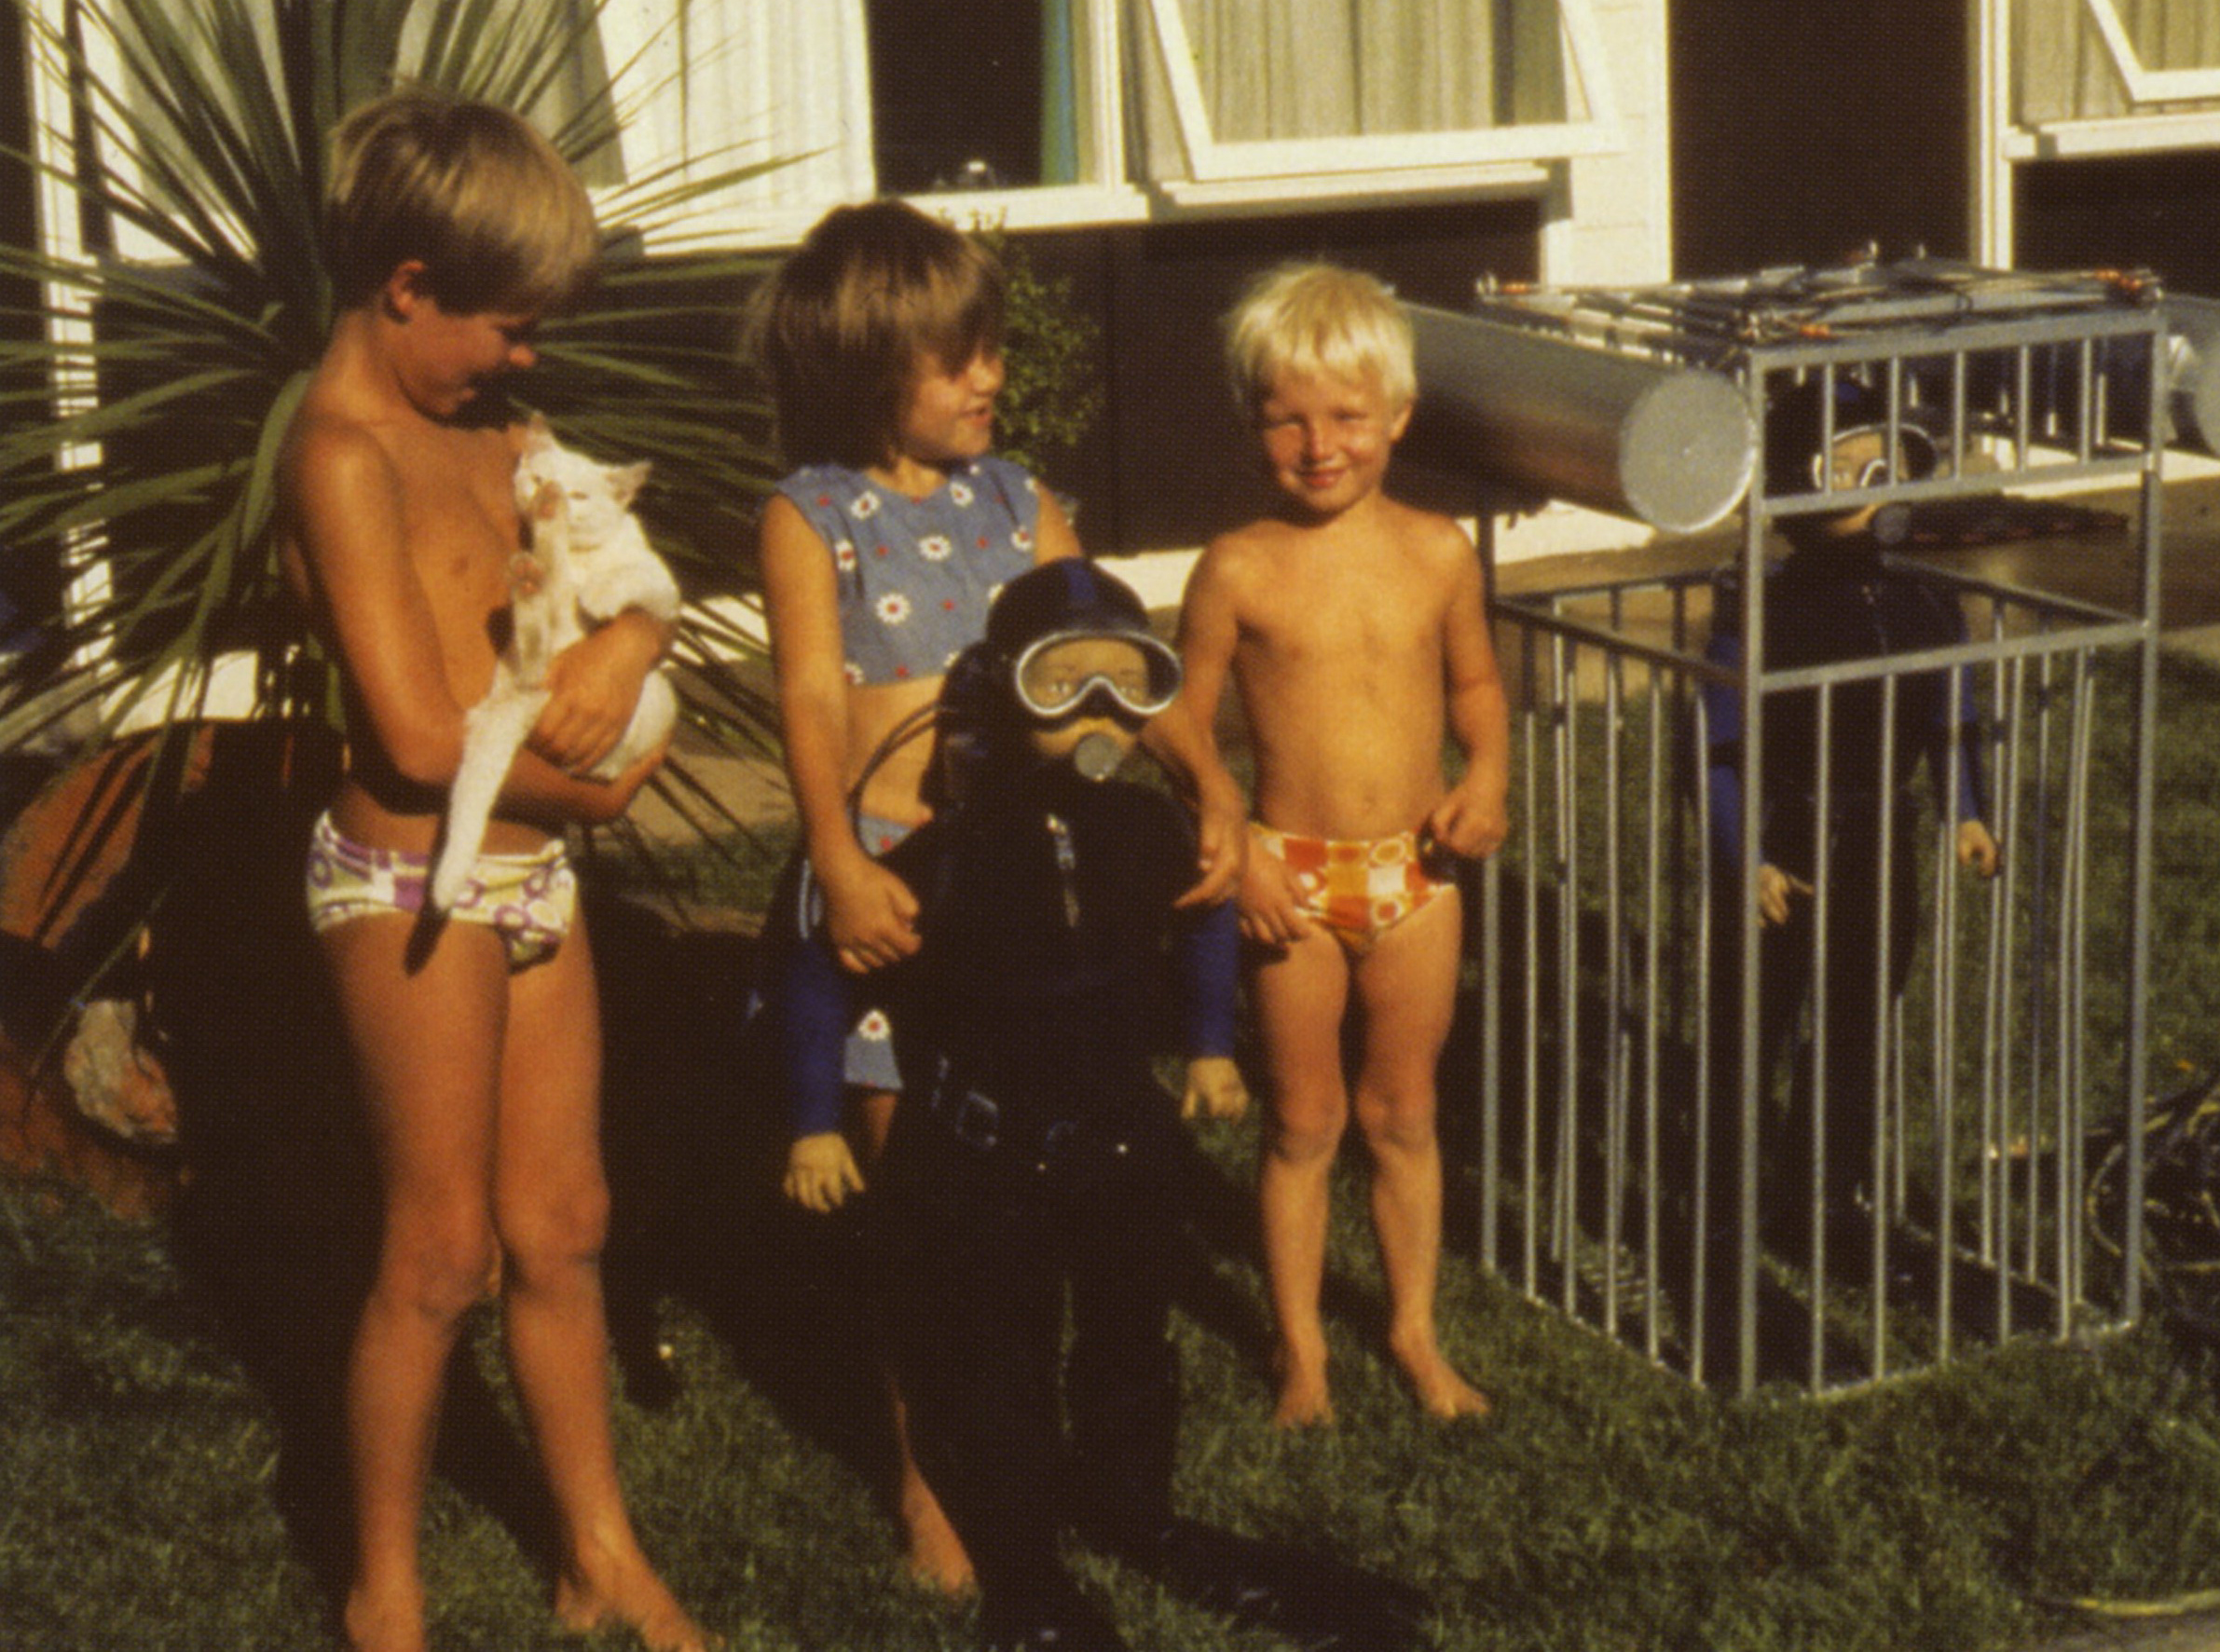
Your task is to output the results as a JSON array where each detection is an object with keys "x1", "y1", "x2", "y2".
[
  {"x1": 1250, "y1": 823, "x2": 1456, "y2": 956},
  {"x1": 304, "y1": 810, "x2": 576, "y2": 970}
]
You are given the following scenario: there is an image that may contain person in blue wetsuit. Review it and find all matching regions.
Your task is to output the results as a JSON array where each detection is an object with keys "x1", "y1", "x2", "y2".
[{"x1": 1702, "y1": 379, "x2": 1998, "y2": 1249}]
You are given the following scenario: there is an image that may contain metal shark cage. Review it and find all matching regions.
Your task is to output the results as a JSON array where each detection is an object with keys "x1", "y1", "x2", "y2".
[{"x1": 1409, "y1": 261, "x2": 2188, "y2": 1393}]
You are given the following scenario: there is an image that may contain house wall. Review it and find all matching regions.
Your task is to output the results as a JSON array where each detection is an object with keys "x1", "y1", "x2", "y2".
[
  {"x1": 1547, "y1": 0, "x2": 1676, "y2": 287},
  {"x1": 2017, "y1": 151, "x2": 2220, "y2": 299},
  {"x1": 1669, "y1": 0, "x2": 1970, "y2": 276}
]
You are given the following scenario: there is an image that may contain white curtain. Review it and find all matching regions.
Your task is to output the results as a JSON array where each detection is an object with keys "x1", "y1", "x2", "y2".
[
  {"x1": 1195, "y1": 0, "x2": 1489, "y2": 140},
  {"x1": 2019, "y1": 0, "x2": 2220, "y2": 123},
  {"x1": 1132, "y1": 0, "x2": 1567, "y2": 178},
  {"x1": 2121, "y1": 0, "x2": 2220, "y2": 67},
  {"x1": 602, "y1": 0, "x2": 877, "y2": 214}
]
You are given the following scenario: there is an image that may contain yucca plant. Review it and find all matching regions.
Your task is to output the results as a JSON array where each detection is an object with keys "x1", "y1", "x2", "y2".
[{"x1": 0, "y1": 0, "x2": 788, "y2": 1015}]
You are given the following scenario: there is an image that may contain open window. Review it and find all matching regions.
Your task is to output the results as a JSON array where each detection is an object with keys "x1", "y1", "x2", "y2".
[
  {"x1": 2079, "y1": 0, "x2": 2220, "y2": 102},
  {"x1": 1129, "y1": 0, "x2": 1618, "y2": 201},
  {"x1": 594, "y1": 0, "x2": 1613, "y2": 236},
  {"x1": 594, "y1": 0, "x2": 1136, "y2": 239},
  {"x1": 33, "y1": 0, "x2": 1622, "y2": 258},
  {"x1": 2018, "y1": 0, "x2": 2220, "y2": 153}
]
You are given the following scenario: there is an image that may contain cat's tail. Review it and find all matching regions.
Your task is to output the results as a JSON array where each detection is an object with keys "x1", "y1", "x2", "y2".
[{"x1": 430, "y1": 686, "x2": 551, "y2": 912}]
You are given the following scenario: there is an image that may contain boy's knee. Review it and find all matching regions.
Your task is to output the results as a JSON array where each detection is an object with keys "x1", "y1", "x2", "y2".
[
  {"x1": 499, "y1": 1175, "x2": 610, "y2": 1278},
  {"x1": 1267, "y1": 1112, "x2": 1345, "y2": 1167},
  {"x1": 383, "y1": 1215, "x2": 501, "y2": 1321},
  {"x1": 1353, "y1": 1092, "x2": 1437, "y2": 1157}
]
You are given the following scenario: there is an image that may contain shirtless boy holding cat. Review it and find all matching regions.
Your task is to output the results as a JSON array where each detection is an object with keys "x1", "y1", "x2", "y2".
[
  {"x1": 1178, "y1": 263, "x2": 1510, "y2": 1428},
  {"x1": 275, "y1": 91, "x2": 706, "y2": 1652}
]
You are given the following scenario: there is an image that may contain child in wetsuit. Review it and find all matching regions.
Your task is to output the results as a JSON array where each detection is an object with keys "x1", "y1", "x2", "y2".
[
  {"x1": 868, "y1": 560, "x2": 1244, "y2": 1649},
  {"x1": 751, "y1": 198, "x2": 1244, "y2": 1591},
  {"x1": 1701, "y1": 379, "x2": 1999, "y2": 1248},
  {"x1": 857, "y1": 561, "x2": 1422, "y2": 1652},
  {"x1": 1178, "y1": 262, "x2": 1511, "y2": 1428}
]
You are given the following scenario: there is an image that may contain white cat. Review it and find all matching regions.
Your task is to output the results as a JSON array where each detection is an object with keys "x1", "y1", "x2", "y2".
[{"x1": 429, "y1": 416, "x2": 681, "y2": 912}]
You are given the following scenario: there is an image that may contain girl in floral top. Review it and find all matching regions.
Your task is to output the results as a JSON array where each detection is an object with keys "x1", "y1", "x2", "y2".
[{"x1": 751, "y1": 199, "x2": 1243, "y2": 1593}]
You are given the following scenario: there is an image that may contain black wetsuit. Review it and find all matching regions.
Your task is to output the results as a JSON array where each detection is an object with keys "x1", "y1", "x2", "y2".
[{"x1": 868, "y1": 753, "x2": 1235, "y2": 1632}]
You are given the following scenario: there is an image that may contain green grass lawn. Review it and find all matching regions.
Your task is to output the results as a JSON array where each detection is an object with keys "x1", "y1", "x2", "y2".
[
  {"x1": 15, "y1": 1144, "x2": 2220, "y2": 1652},
  {"x1": 14, "y1": 650, "x2": 2220, "y2": 1650}
]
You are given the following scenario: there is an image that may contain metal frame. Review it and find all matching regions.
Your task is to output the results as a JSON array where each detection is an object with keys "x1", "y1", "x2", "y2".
[{"x1": 1465, "y1": 263, "x2": 2163, "y2": 1394}]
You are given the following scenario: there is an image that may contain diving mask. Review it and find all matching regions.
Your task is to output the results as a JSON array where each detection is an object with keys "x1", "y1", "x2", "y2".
[{"x1": 1011, "y1": 631, "x2": 1181, "y2": 724}]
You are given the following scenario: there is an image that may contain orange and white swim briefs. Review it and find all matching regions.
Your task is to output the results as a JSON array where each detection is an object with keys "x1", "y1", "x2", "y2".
[{"x1": 1250, "y1": 823, "x2": 1456, "y2": 955}]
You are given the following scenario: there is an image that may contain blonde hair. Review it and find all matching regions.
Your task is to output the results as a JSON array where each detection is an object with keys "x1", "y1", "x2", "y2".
[
  {"x1": 324, "y1": 89, "x2": 598, "y2": 315},
  {"x1": 1223, "y1": 263, "x2": 1416, "y2": 420},
  {"x1": 752, "y1": 199, "x2": 1005, "y2": 470}
]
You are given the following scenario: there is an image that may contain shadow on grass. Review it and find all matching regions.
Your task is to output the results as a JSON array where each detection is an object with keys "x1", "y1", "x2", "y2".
[
  {"x1": 587, "y1": 887, "x2": 1290, "y2": 1494},
  {"x1": 96, "y1": 732, "x2": 891, "y2": 1610},
  {"x1": 124, "y1": 740, "x2": 1571, "y2": 1625},
  {"x1": 115, "y1": 756, "x2": 1276, "y2": 1625},
  {"x1": 129, "y1": 730, "x2": 367, "y2": 1610}
]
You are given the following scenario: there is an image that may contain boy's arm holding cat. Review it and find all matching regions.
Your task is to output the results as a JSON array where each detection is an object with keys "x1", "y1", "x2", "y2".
[
  {"x1": 512, "y1": 433, "x2": 676, "y2": 777},
  {"x1": 533, "y1": 609, "x2": 670, "y2": 777},
  {"x1": 286, "y1": 415, "x2": 662, "y2": 823}
]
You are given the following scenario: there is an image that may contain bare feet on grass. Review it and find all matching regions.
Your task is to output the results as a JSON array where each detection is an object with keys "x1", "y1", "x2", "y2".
[
  {"x1": 342, "y1": 1582, "x2": 427, "y2": 1652},
  {"x1": 900, "y1": 1481, "x2": 977, "y2": 1594},
  {"x1": 1390, "y1": 1327, "x2": 1490, "y2": 1421},
  {"x1": 555, "y1": 1540, "x2": 720, "y2": 1652},
  {"x1": 1269, "y1": 1334, "x2": 1336, "y2": 1429}
]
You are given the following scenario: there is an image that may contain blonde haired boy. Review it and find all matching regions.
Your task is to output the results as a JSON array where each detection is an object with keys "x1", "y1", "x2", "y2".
[{"x1": 1180, "y1": 262, "x2": 1509, "y2": 1427}]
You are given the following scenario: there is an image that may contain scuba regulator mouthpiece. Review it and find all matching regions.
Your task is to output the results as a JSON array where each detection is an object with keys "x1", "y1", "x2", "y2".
[{"x1": 1070, "y1": 731, "x2": 1125, "y2": 782}]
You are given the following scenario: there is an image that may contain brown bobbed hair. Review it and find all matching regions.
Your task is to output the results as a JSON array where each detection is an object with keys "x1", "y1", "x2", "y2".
[{"x1": 752, "y1": 199, "x2": 1005, "y2": 471}]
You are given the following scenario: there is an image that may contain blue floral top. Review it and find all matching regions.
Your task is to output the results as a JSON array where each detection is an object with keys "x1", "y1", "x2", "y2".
[{"x1": 774, "y1": 455, "x2": 1040, "y2": 685}]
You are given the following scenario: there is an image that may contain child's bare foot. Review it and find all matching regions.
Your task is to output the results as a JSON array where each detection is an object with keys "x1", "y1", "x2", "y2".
[
  {"x1": 1270, "y1": 1339, "x2": 1335, "y2": 1428},
  {"x1": 342, "y1": 1581, "x2": 427, "y2": 1652},
  {"x1": 555, "y1": 1543, "x2": 720, "y2": 1652},
  {"x1": 1390, "y1": 1331, "x2": 1490, "y2": 1421},
  {"x1": 900, "y1": 1482, "x2": 976, "y2": 1594}
]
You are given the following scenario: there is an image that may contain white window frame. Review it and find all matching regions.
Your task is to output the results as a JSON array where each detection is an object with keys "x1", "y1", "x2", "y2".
[
  {"x1": 593, "y1": 0, "x2": 1151, "y2": 247},
  {"x1": 28, "y1": 0, "x2": 1614, "y2": 260},
  {"x1": 2079, "y1": 0, "x2": 2220, "y2": 102},
  {"x1": 1136, "y1": 0, "x2": 1619, "y2": 200},
  {"x1": 2012, "y1": 0, "x2": 2220, "y2": 157},
  {"x1": 592, "y1": 0, "x2": 1610, "y2": 243}
]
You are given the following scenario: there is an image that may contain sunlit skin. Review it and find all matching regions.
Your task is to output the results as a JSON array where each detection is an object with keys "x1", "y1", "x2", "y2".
[
  {"x1": 1180, "y1": 359, "x2": 1508, "y2": 1427},
  {"x1": 882, "y1": 344, "x2": 1006, "y2": 491},
  {"x1": 277, "y1": 244, "x2": 707, "y2": 1652},
  {"x1": 391, "y1": 297, "x2": 541, "y2": 419},
  {"x1": 1254, "y1": 364, "x2": 1409, "y2": 523}
]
